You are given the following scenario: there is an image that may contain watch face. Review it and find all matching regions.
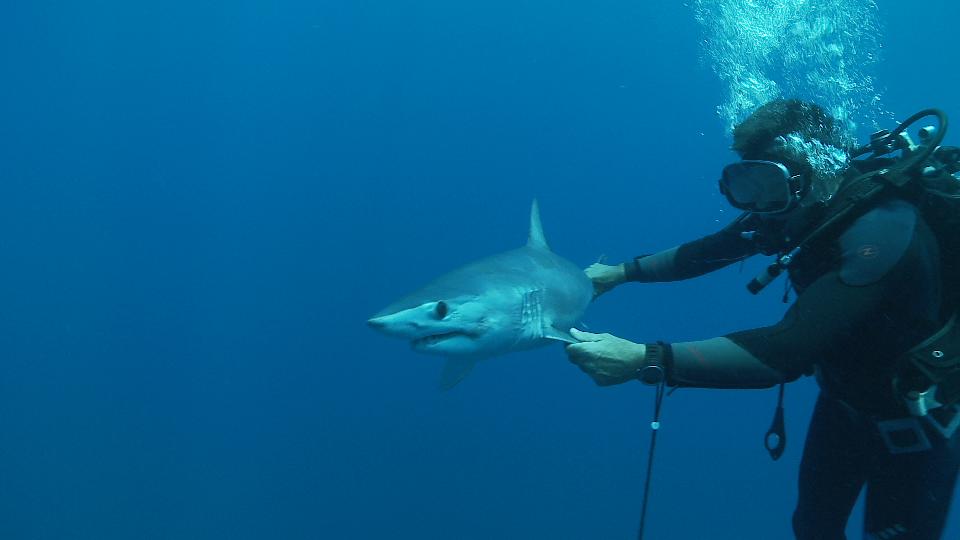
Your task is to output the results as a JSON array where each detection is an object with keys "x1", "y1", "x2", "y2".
[{"x1": 637, "y1": 364, "x2": 664, "y2": 385}]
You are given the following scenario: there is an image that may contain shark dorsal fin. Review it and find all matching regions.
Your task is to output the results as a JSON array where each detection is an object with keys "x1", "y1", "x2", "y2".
[{"x1": 527, "y1": 199, "x2": 550, "y2": 251}]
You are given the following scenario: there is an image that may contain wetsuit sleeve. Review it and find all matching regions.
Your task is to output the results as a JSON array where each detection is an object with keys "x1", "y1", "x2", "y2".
[
  {"x1": 664, "y1": 270, "x2": 899, "y2": 388},
  {"x1": 625, "y1": 214, "x2": 759, "y2": 282},
  {"x1": 659, "y1": 200, "x2": 938, "y2": 389}
]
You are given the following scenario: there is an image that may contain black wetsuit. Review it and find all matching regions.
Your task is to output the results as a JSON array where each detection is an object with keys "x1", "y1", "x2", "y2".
[{"x1": 627, "y1": 199, "x2": 960, "y2": 539}]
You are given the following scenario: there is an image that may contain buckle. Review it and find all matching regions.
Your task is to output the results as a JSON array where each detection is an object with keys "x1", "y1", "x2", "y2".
[
  {"x1": 875, "y1": 417, "x2": 932, "y2": 454},
  {"x1": 904, "y1": 385, "x2": 944, "y2": 417},
  {"x1": 925, "y1": 404, "x2": 960, "y2": 439}
]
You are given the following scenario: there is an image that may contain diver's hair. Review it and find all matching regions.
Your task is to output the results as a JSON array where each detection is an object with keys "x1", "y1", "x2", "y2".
[
  {"x1": 733, "y1": 99, "x2": 852, "y2": 204},
  {"x1": 732, "y1": 99, "x2": 843, "y2": 158}
]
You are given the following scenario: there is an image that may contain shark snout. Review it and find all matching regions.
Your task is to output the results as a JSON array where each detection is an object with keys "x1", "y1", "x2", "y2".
[
  {"x1": 367, "y1": 313, "x2": 414, "y2": 338},
  {"x1": 367, "y1": 316, "x2": 388, "y2": 331},
  {"x1": 367, "y1": 310, "x2": 457, "y2": 342}
]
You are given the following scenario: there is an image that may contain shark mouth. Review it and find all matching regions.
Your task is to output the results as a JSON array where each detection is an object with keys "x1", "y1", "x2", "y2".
[{"x1": 412, "y1": 331, "x2": 470, "y2": 349}]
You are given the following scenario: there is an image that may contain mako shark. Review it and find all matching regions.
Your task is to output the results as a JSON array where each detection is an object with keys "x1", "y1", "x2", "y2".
[{"x1": 367, "y1": 201, "x2": 593, "y2": 389}]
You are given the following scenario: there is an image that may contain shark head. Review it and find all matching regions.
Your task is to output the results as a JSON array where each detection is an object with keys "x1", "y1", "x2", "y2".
[
  {"x1": 367, "y1": 200, "x2": 593, "y2": 389},
  {"x1": 367, "y1": 293, "x2": 516, "y2": 357}
]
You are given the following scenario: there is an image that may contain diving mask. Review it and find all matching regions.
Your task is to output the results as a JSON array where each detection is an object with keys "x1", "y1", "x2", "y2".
[{"x1": 719, "y1": 160, "x2": 806, "y2": 215}]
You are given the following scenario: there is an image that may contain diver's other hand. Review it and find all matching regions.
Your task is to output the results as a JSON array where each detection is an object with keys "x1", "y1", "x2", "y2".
[
  {"x1": 585, "y1": 263, "x2": 626, "y2": 298},
  {"x1": 566, "y1": 328, "x2": 646, "y2": 386}
]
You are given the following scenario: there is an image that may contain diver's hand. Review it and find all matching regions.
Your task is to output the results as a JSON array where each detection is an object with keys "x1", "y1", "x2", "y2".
[
  {"x1": 566, "y1": 328, "x2": 646, "y2": 386},
  {"x1": 585, "y1": 263, "x2": 627, "y2": 298}
]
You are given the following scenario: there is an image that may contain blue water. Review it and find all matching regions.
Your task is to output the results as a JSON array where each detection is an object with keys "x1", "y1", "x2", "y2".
[{"x1": 0, "y1": 1, "x2": 958, "y2": 538}]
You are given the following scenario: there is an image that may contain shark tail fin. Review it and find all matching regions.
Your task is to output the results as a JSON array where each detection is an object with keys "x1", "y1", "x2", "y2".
[
  {"x1": 527, "y1": 199, "x2": 551, "y2": 251},
  {"x1": 438, "y1": 357, "x2": 478, "y2": 391}
]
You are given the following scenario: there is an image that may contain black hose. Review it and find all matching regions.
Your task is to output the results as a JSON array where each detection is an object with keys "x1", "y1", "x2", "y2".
[{"x1": 851, "y1": 108, "x2": 949, "y2": 166}]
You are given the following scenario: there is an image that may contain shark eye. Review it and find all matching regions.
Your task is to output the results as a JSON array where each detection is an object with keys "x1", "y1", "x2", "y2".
[{"x1": 435, "y1": 301, "x2": 448, "y2": 319}]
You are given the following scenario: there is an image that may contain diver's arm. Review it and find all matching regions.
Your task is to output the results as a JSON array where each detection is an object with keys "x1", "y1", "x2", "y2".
[
  {"x1": 625, "y1": 215, "x2": 760, "y2": 282},
  {"x1": 568, "y1": 332, "x2": 785, "y2": 388},
  {"x1": 652, "y1": 201, "x2": 937, "y2": 389},
  {"x1": 654, "y1": 262, "x2": 900, "y2": 388},
  {"x1": 593, "y1": 213, "x2": 759, "y2": 289},
  {"x1": 571, "y1": 201, "x2": 936, "y2": 389},
  {"x1": 587, "y1": 214, "x2": 760, "y2": 297},
  {"x1": 647, "y1": 338, "x2": 787, "y2": 388}
]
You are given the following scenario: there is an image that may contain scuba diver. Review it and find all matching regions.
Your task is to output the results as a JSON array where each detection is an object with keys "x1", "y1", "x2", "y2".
[{"x1": 566, "y1": 99, "x2": 960, "y2": 539}]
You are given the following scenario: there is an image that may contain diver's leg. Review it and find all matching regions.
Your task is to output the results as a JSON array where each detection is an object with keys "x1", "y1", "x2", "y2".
[
  {"x1": 793, "y1": 393, "x2": 868, "y2": 540},
  {"x1": 863, "y1": 421, "x2": 960, "y2": 540}
]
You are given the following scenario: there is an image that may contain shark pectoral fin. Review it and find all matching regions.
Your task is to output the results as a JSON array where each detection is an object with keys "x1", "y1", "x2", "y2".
[
  {"x1": 438, "y1": 357, "x2": 478, "y2": 391},
  {"x1": 543, "y1": 327, "x2": 577, "y2": 344}
]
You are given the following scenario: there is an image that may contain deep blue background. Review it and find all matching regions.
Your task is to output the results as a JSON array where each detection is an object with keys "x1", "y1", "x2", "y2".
[{"x1": 0, "y1": 1, "x2": 957, "y2": 538}]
